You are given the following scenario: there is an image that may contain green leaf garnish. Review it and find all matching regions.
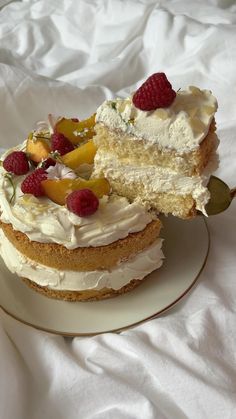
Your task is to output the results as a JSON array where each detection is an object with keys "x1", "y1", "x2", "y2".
[
  {"x1": 49, "y1": 151, "x2": 63, "y2": 163},
  {"x1": 4, "y1": 173, "x2": 16, "y2": 204},
  {"x1": 33, "y1": 135, "x2": 50, "y2": 140},
  {"x1": 111, "y1": 102, "x2": 117, "y2": 110}
]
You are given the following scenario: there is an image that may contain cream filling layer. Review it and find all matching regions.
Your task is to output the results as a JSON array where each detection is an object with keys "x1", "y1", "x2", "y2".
[
  {"x1": 95, "y1": 87, "x2": 218, "y2": 154},
  {"x1": 93, "y1": 149, "x2": 219, "y2": 214},
  {"x1": 0, "y1": 146, "x2": 155, "y2": 249},
  {"x1": 0, "y1": 229, "x2": 164, "y2": 291}
]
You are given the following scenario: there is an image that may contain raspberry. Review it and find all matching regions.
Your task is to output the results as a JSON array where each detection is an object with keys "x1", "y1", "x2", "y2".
[
  {"x1": 132, "y1": 73, "x2": 176, "y2": 111},
  {"x1": 3, "y1": 151, "x2": 29, "y2": 175},
  {"x1": 21, "y1": 168, "x2": 47, "y2": 197},
  {"x1": 41, "y1": 157, "x2": 56, "y2": 169},
  {"x1": 51, "y1": 133, "x2": 74, "y2": 156},
  {"x1": 66, "y1": 189, "x2": 99, "y2": 217}
]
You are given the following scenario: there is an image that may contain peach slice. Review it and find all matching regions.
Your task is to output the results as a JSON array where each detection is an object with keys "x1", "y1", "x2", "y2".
[
  {"x1": 26, "y1": 133, "x2": 51, "y2": 163},
  {"x1": 41, "y1": 177, "x2": 110, "y2": 206},
  {"x1": 55, "y1": 114, "x2": 96, "y2": 145},
  {"x1": 61, "y1": 140, "x2": 97, "y2": 170}
]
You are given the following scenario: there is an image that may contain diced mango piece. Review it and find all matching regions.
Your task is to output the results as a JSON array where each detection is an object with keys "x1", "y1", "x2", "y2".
[
  {"x1": 55, "y1": 114, "x2": 96, "y2": 145},
  {"x1": 26, "y1": 133, "x2": 51, "y2": 163},
  {"x1": 61, "y1": 140, "x2": 97, "y2": 170},
  {"x1": 41, "y1": 177, "x2": 110, "y2": 206}
]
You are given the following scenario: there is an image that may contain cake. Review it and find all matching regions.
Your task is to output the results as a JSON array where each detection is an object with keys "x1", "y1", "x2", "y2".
[
  {"x1": 0, "y1": 116, "x2": 163, "y2": 301},
  {"x1": 93, "y1": 73, "x2": 219, "y2": 218},
  {"x1": 0, "y1": 73, "x2": 219, "y2": 301}
]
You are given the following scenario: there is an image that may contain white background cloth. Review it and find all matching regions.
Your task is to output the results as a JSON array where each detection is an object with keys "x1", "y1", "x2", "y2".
[{"x1": 0, "y1": 1, "x2": 236, "y2": 418}]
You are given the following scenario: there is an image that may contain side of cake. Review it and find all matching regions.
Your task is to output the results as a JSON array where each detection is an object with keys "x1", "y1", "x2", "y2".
[{"x1": 93, "y1": 73, "x2": 219, "y2": 218}]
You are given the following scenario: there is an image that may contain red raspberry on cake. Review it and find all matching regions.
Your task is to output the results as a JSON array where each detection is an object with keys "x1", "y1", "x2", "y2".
[
  {"x1": 41, "y1": 157, "x2": 56, "y2": 169},
  {"x1": 21, "y1": 168, "x2": 47, "y2": 197},
  {"x1": 3, "y1": 151, "x2": 29, "y2": 175},
  {"x1": 132, "y1": 72, "x2": 176, "y2": 111},
  {"x1": 51, "y1": 133, "x2": 74, "y2": 156},
  {"x1": 66, "y1": 189, "x2": 99, "y2": 217}
]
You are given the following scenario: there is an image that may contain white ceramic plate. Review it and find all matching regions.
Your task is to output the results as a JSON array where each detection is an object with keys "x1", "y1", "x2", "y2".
[{"x1": 0, "y1": 216, "x2": 209, "y2": 336}]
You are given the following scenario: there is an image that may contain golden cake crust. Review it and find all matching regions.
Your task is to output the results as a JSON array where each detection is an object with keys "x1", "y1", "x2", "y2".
[
  {"x1": 0, "y1": 219, "x2": 161, "y2": 271},
  {"x1": 22, "y1": 277, "x2": 145, "y2": 301}
]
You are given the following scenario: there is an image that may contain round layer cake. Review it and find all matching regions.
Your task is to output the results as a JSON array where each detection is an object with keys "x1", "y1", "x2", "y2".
[{"x1": 0, "y1": 142, "x2": 163, "y2": 301}]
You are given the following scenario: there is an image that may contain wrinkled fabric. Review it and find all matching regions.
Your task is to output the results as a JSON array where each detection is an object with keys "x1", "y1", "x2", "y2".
[{"x1": 0, "y1": 1, "x2": 236, "y2": 418}]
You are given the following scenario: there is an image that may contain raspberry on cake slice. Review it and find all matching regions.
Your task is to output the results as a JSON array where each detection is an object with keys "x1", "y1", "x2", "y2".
[
  {"x1": 133, "y1": 72, "x2": 176, "y2": 110},
  {"x1": 92, "y1": 73, "x2": 219, "y2": 219}
]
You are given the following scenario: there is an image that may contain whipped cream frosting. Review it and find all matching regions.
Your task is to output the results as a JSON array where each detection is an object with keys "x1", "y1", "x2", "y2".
[
  {"x1": 93, "y1": 146, "x2": 219, "y2": 215},
  {"x1": 0, "y1": 229, "x2": 163, "y2": 291},
  {"x1": 95, "y1": 86, "x2": 218, "y2": 154},
  {"x1": 0, "y1": 146, "x2": 155, "y2": 249},
  {"x1": 46, "y1": 163, "x2": 77, "y2": 180}
]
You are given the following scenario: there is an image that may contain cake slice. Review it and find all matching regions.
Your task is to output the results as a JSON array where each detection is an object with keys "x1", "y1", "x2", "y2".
[{"x1": 93, "y1": 73, "x2": 219, "y2": 218}]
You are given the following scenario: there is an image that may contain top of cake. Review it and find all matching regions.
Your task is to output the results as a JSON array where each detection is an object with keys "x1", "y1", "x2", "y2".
[
  {"x1": 0, "y1": 73, "x2": 219, "y2": 225},
  {"x1": 96, "y1": 85, "x2": 218, "y2": 154}
]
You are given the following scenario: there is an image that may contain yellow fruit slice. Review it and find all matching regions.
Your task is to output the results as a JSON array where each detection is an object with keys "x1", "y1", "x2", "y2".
[
  {"x1": 26, "y1": 133, "x2": 51, "y2": 163},
  {"x1": 41, "y1": 177, "x2": 110, "y2": 206},
  {"x1": 61, "y1": 140, "x2": 97, "y2": 170},
  {"x1": 55, "y1": 114, "x2": 96, "y2": 145}
]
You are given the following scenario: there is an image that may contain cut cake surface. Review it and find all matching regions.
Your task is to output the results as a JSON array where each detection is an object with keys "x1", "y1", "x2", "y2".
[{"x1": 93, "y1": 86, "x2": 219, "y2": 218}]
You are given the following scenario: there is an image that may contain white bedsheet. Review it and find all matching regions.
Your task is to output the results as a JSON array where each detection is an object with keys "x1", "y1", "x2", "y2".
[{"x1": 0, "y1": 1, "x2": 236, "y2": 418}]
